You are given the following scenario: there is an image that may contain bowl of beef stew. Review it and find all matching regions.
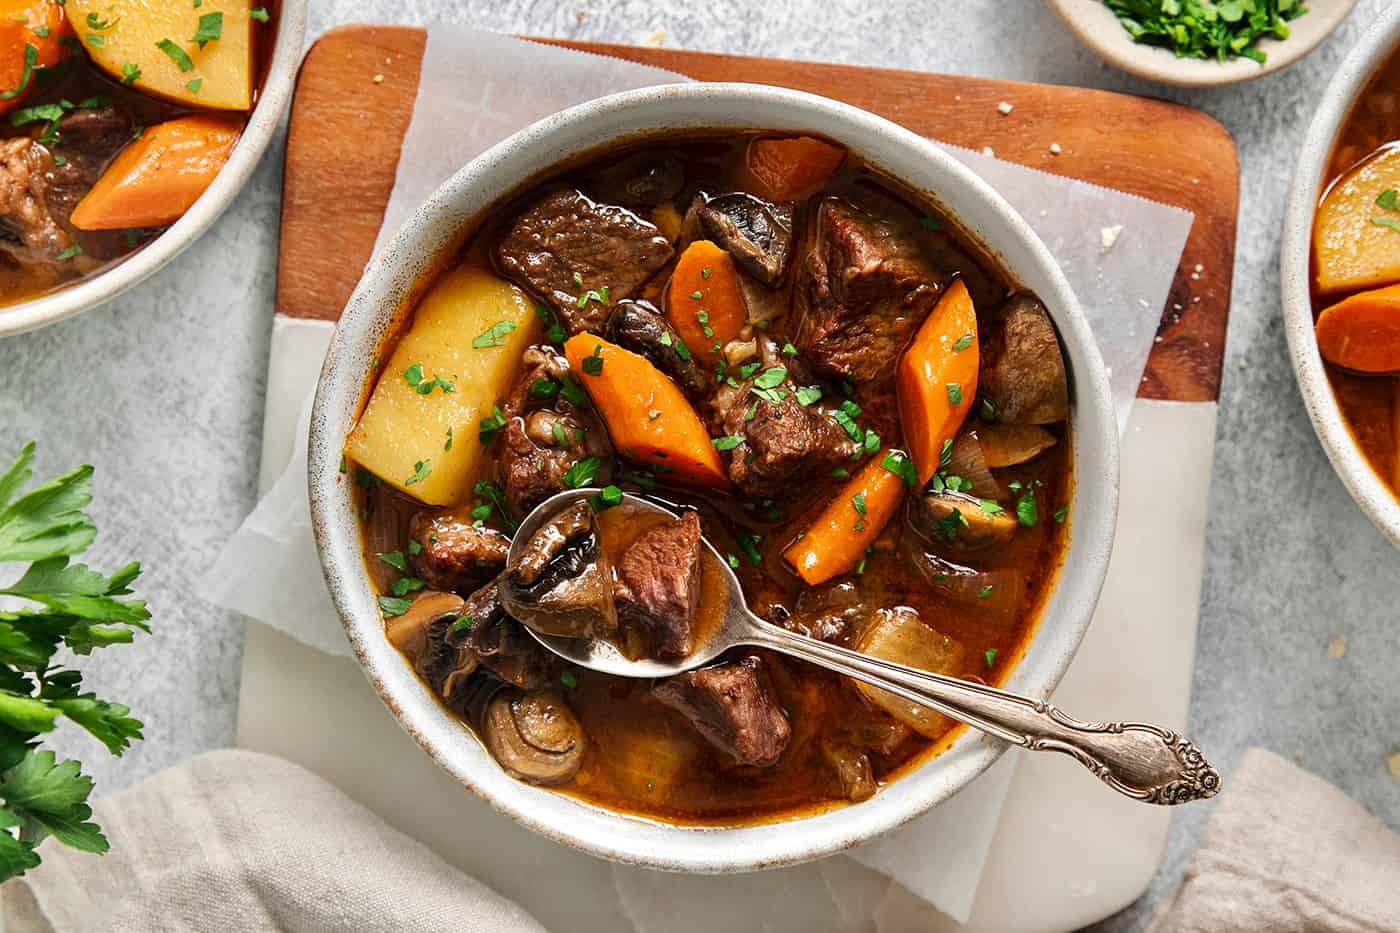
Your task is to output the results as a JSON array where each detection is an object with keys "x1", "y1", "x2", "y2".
[
  {"x1": 310, "y1": 83, "x2": 1118, "y2": 870},
  {"x1": 1283, "y1": 5, "x2": 1400, "y2": 549},
  {"x1": 0, "y1": 0, "x2": 306, "y2": 336}
]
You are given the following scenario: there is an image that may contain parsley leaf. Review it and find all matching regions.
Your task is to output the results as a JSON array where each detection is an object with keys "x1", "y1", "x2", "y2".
[
  {"x1": 1016, "y1": 489, "x2": 1038, "y2": 527},
  {"x1": 711, "y1": 435, "x2": 744, "y2": 451},
  {"x1": 155, "y1": 38, "x2": 195, "y2": 72},
  {"x1": 562, "y1": 456, "x2": 600, "y2": 488},
  {"x1": 190, "y1": 11, "x2": 221, "y2": 48},
  {"x1": 471, "y1": 320, "x2": 517, "y2": 349}
]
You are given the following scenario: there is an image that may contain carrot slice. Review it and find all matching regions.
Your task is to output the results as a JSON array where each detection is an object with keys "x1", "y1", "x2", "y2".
[
  {"x1": 69, "y1": 115, "x2": 242, "y2": 230},
  {"x1": 1315, "y1": 283, "x2": 1400, "y2": 373},
  {"x1": 744, "y1": 136, "x2": 846, "y2": 200},
  {"x1": 563, "y1": 334, "x2": 729, "y2": 488},
  {"x1": 666, "y1": 240, "x2": 747, "y2": 364},
  {"x1": 897, "y1": 279, "x2": 979, "y2": 484},
  {"x1": 782, "y1": 452, "x2": 906, "y2": 585},
  {"x1": 0, "y1": 0, "x2": 73, "y2": 116}
]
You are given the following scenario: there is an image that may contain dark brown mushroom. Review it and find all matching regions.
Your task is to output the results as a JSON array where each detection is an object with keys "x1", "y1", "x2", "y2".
[
  {"x1": 384, "y1": 591, "x2": 479, "y2": 701},
  {"x1": 696, "y1": 192, "x2": 795, "y2": 286},
  {"x1": 979, "y1": 294, "x2": 1070, "y2": 424},
  {"x1": 906, "y1": 490, "x2": 1018, "y2": 552},
  {"x1": 604, "y1": 299, "x2": 712, "y2": 404},
  {"x1": 500, "y1": 500, "x2": 618, "y2": 640},
  {"x1": 482, "y1": 688, "x2": 586, "y2": 785}
]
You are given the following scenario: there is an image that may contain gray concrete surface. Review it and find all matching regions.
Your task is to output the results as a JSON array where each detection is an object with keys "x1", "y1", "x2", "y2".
[{"x1": 1, "y1": 1, "x2": 1397, "y2": 929}]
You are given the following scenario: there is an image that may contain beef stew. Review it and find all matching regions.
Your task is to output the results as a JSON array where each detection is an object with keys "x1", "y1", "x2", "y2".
[{"x1": 344, "y1": 132, "x2": 1074, "y2": 825}]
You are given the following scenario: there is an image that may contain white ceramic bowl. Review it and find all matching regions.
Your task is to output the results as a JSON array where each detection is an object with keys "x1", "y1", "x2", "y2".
[
  {"x1": 1283, "y1": 5, "x2": 1400, "y2": 551},
  {"x1": 0, "y1": 0, "x2": 308, "y2": 338},
  {"x1": 309, "y1": 83, "x2": 1120, "y2": 872},
  {"x1": 1047, "y1": 0, "x2": 1356, "y2": 87}
]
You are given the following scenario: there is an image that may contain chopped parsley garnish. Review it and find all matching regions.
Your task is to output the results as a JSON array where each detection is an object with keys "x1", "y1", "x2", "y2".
[
  {"x1": 84, "y1": 33, "x2": 105, "y2": 48},
  {"x1": 529, "y1": 378, "x2": 559, "y2": 398},
  {"x1": 1379, "y1": 189, "x2": 1400, "y2": 211},
  {"x1": 85, "y1": 11, "x2": 117, "y2": 29},
  {"x1": 560, "y1": 670, "x2": 579, "y2": 689},
  {"x1": 1016, "y1": 489, "x2": 1038, "y2": 527},
  {"x1": 727, "y1": 552, "x2": 740, "y2": 569},
  {"x1": 1103, "y1": 0, "x2": 1308, "y2": 64},
  {"x1": 937, "y1": 508, "x2": 969, "y2": 542},
  {"x1": 453, "y1": 615, "x2": 476, "y2": 632},
  {"x1": 852, "y1": 492, "x2": 868, "y2": 515},
  {"x1": 562, "y1": 456, "x2": 600, "y2": 488},
  {"x1": 940, "y1": 438, "x2": 954, "y2": 468},
  {"x1": 473, "y1": 479, "x2": 517, "y2": 532},
  {"x1": 795, "y1": 385, "x2": 823, "y2": 406},
  {"x1": 378, "y1": 596, "x2": 413, "y2": 616},
  {"x1": 402, "y1": 362, "x2": 454, "y2": 395},
  {"x1": 832, "y1": 466, "x2": 850, "y2": 479},
  {"x1": 1053, "y1": 505, "x2": 1068, "y2": 524},
  {"x1": 591, "y1": 484, "x2": 624, "y2": 510},
  {"x1": 551, "y1": 421, "x2": 570, "y2": 447},
  {"x1": 979, "y1": 499, "x2": 1004, "y2": 515},
  {"x1": 701, "y1": 267, "x2": 712, "y2": 279},
  {"x1": 1371, "y1": 218, "x2": 1400, "y2": 234},
  {"x1": 376, "y1": 551, "x2": 407, "y2": 572},
  {"x1": 1, "y1": 43, "x2": 37, "y2": 100},
  {"x1": 156, "y1": 38, "x2": 195, "y2": 73},
  {"x1": 572, "y1": 272, "x2": 584, "y2": 287},
  {"x1": 977, "y1": 584, "x2": 994, "y2": 599},
  {"x1": 443, "y1": 427, "x2": 454, "y2": 451},
  {"x1": 477, "y1": 405, "x2": 507, "y2": 443},
  {"x1": 984, "y1": 648, "x2": 997, "y2": 668},
  {"x1": 781, "y1": 342, "x2": 798, "y2": 356},
  {"x1": 738, "y1": 533, "x2": 763, "y2": 566},
  {"x1": 533, "y1": 304, "x2": 566, "y2": 343},
  {"x1": 471, "y1": 501, "x2": 491, "y2": 522},
  {"x1": 120, "y1": 62, "x2": 142, "y2": 84},
  {"x1": 743, "y1": 400, "x2": 759, "y2": 422},
  {"x1": 946, "y1": 383, "x2": 963, "y2": 405},
  {"x1": 753, "y1": 366, "x2": 787, "y2": 389},
  {"x1": 880, "y1": 451, "x2": 919, "y2": 487},
  {"x1": 55, "y1": 245, "x2": 82, "y2": 262},
  {"x1": 738, "y1": 361, "x2": 762, "y2": 380},
  {"x1": 471, "y1": 320, "x2": 517, "y2": 349},
  {"x1": 405, "y1": 460, "x2": 432, "y2": 486},
  {"x1": 250, "y1": 6, "x2": 270, "y2": 22},
  {"x1": 190, "y1": 11, "x2": 222, "y2": 48},
  {"x1": 581, "y1": 344, "x2": 605, "y2": 376},
  {"x1": 690, "y1": 290, "x2": 703, "y2": 300},
  {"x1": 673, "y1": 336, "x2": 691, "y2": 362},
  {"x1": 390, "y1": 576, "x2": 425, "y2": 597},
  {"x1": 559, "y1": 376, "x2": 587, "y2": 406},
  {"x1": 980, "y1": 397, "x2": 997, "y2": 422},
  {"x1": 711, "y1": 435, "x2": 743, "y2": 451},
  {"x1": 952, "y1": 334, "x2": 974, "y2": 352},
  {"x1": 862, "y1": 431, "x2": 880, "y2": 456},
  {"x1": 647, "y1": 409, "x2": 661, "y2": 421},
  {"x1": 186, "y1": 78, "x2": 202, "y2": 93}
]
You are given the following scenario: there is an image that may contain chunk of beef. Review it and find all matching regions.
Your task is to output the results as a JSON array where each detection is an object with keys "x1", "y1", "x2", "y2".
[
  {"x1": 614, "y1": 512, "x2": 704, "y2": 659},
  {"x1": 588, "y1": 151, "x2": 685, "y2": 208},
  {"x1": 979, "y1": 294, "x2": 1069, "y2": 424},
  {"x1": 498, "y1": 346, "x2": 610, "y2": 517},
  {"x1": 408, "y1": 507, "x2": 511, "y2": 592},
  {"x1": 796, "y1": 198, "x2": 942, "y2": 382},
  {"x1": 45, "y1": 106, "x2": 135, "y2": 225},
  {"x1": 494, "y1": 189, "x2": 674, "y2": 334},
  {"x1": 715, "y1": 379, "x2": 854, "y2": 498},
  {"x1": 697, "y1": 192, "x2": 794, "y2": 286},
  {"x1": 652, "y1": 655, "x2": 790, "y2": 767},
  {"x1": 0, "y1": 138, "x2": 72, "y2": 265},
  {"x1": 459, "y1": 580, "x2": 557, "y2": 690},
  {"x1": 604, "y1": 299, "x2": 711, "y2": 403}
]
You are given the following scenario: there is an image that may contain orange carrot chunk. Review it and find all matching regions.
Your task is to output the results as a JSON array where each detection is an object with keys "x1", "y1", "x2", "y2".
[
  {"x1": 0, "y1": 0, "x2": 73, "y2": 116},
  {"x1": 563, "y1": 334, "x2": 729, "y2": 489},
  {"x1": 782, "y1": 452, "x2": 906, "y2": 585},
  {"x1": 666, "y1": 240, "x2": 747, "y2": 364},
  {"x1": 897, "y1": 279, "x2": 979, "y2": 485},
  {"x1": 1315, "y1": 283, "x2": 1400, "y2": 373},
  {"x1": 744, "y1": 136, "x2": 846, "y2": 201},
  {"x1": 69, "y1": 115, "x2": 243, "y2": 231}
]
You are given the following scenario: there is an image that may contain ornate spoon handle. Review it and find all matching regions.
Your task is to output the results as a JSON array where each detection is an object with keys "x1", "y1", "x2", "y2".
[{"x1": 744, "y1": 622, "x2": 1221, "y2": 805}]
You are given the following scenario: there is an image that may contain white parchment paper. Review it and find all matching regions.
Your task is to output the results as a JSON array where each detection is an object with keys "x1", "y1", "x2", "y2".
[{"x1": 201, "y1": 25, "x2": 1193, "y2": 925}]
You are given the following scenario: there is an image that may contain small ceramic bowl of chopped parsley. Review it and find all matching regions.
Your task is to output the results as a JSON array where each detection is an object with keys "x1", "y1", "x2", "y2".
[{"x1": 1046, "y1": 0, "x2": 1356, "y2": 87}]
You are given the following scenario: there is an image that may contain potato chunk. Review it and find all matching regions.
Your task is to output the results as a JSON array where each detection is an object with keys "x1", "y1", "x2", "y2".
[
  {"x1": 64, "y1": 0, "x2": 255, "y2": 110},
  {"x1": 1315, "y1": 145, "x2": 1400, "y2": 294},
  {"x1": 853, "y1": 609, "x2": 965, "y2": 739},
  {"x1": 345, "y1": 265, "x2": 539, "y2": 506}
]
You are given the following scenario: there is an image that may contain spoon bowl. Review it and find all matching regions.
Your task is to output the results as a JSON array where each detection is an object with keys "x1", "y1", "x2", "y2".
[{"x1": 503, "y1": 488, "x2": 1222, "y2": 806}]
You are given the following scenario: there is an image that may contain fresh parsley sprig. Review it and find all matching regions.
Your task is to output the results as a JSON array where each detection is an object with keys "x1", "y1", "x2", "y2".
[{"x1": 0, "y1": 443, "x2": 151, "y2": 882}]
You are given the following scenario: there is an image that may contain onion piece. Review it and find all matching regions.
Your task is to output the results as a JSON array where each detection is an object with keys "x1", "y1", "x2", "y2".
[
  {"x1": 977, "y1": 423, "x2": 1058, "y2": 468},
  {"x1": 822, "y1": 738, "x2": 877, "y2": 802},
  {"x1": 903, "y1": 541, "x2": 1025, "y2": 619},
  {"x1": 945, "y1": 431, "x2": 1003, "y2": 499}
]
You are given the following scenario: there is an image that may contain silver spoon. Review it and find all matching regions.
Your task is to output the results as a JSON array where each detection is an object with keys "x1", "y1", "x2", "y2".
[{"x1": 503, "y1": 488, "x2": 1220, "y2": 805}]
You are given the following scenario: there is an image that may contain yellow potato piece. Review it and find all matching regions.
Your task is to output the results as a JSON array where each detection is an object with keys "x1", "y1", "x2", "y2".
[
  {"x1": 854, "y1": 609, "x2": 964, "y2": 739},
  {"x1": 1315, "y1": 145, "x2": 1400, "y2": 294},
  {"x1": 346, "y1": 265, "x2": 539, "y2": 507},
  {"x1": 64, "y1": 0, "x2": 253, "y2": 110}
]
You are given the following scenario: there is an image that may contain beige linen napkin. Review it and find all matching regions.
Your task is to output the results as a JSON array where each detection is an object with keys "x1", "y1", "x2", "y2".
[
  {"x1": 2, "y1": 750, "x2": 547, "y2": 933},
  {"x1": 1150, "y1": 748, "x2": 1400, "y2": 933}
]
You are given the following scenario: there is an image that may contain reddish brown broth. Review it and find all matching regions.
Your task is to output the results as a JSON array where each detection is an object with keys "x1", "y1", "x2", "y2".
[{"x1": 355, "y1": 133, "x2": 1072, "y2": 825}]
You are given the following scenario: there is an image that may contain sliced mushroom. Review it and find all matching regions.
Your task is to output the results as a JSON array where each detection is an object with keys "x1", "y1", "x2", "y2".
[
  {"x1": 459, "y1": 580, "x2": 557, "y2": 689},
  {"x1": 500, "y1": 500, "x2": 618, "y2": 640},
  {"x1": 976, "y1": 423, "x2": 1058, "y2": 468},
  {"x1": 483, "y1": 688, "x2": 586, "y2": 785},
  {"x1": 604, "y1": 299, "x2": 711, "y2": 403},
  {"x1": 696, "y1": 192, "x2": 795, "y2": 286},
  {"x1": 980, "y1": 294, "x2": 1069, "y2": 424},
  {"x1": 907, "y1": 489, "x2": 1018, "y2": 552},
  {"x1": 384, "y1": 591, "x2": 479, "y2": 701}
]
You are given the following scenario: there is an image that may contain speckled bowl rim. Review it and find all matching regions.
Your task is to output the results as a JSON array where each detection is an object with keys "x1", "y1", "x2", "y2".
[
  {"x1": 1046, "y1": 0, "x2": 1357, "y2": 88},
  {"x1": 0, "y1": 0, "x2": 308, "y2": 338},
  {"x1": 1282, "y1": 5, "x2": 1400, "y2": 551},
  {"x1": 309, "y1": 83, "x2": 1120, "y2": 873}
]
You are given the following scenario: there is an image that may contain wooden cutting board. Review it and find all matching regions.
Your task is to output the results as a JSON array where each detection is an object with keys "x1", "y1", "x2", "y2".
[{"x1": 277, "y1": 24, "x2": 1238, "y2": 402}]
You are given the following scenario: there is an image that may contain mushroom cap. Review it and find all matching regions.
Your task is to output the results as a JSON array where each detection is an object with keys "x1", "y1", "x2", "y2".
[
  {"x1": 501, "y1": 499, "x2": 618, "y2": 640},
  {"x1": 483, "y1": 688, "x2": 586, "y2": 786}
]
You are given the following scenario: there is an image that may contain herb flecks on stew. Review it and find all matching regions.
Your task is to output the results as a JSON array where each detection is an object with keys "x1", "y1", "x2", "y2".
[{"x1": 343, "y1": 131, "x2": 1073, "y2": 825}]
